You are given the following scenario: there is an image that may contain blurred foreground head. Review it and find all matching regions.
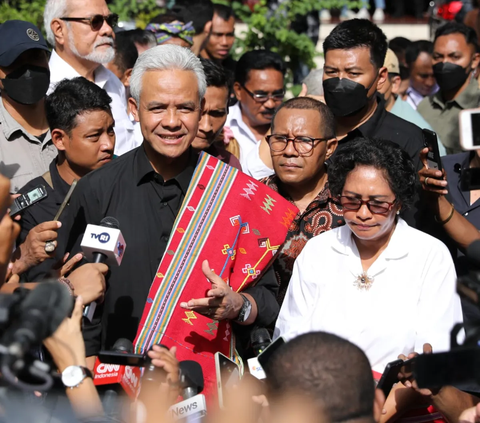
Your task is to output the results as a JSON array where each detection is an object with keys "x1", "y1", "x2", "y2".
[{"x1": 266, "y1": 332, "x2": 384, "y2": 423}]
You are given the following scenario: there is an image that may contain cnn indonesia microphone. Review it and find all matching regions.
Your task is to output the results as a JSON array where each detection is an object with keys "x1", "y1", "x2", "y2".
[
  {"x1": 168, "y1": 361, "x2": 206, "y2": 421},
  {"x1": 80, "y1": 217, "x2": 126, "y2": 321}
]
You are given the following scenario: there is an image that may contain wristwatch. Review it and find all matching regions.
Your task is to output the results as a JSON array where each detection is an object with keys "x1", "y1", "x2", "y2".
[
  {"x1": 61, "y1": 365, "x2": 93, "y2": 388},
  {"x1": 236, "y1": 294, "x2": 252, "y2": 323}
]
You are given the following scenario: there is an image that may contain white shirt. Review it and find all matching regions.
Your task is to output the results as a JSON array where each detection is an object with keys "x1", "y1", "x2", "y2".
[
  {"x1": 405, "y1": 85, "x2": 439, "y2": 110},
  {"x1": 243, "y1": 143, "x2": 274, "y2": 180},
  {"x1": 225, "y1": 103, "x2": 261, "y2": 170},
  {"x1": 275, "y1": 218, "x2": 463, "y2": 373},
  {"x1": 48, "y1": 50, "x2": 136, "y2": 156}
]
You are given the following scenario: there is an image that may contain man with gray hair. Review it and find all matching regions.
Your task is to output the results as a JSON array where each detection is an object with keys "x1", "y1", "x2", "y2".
[
  {"x1": 44, "y1": 0, "x2": 137, "y2": 156},
  {"x1": 58, "y1": 45, "x2": 280, "y2": 377}
]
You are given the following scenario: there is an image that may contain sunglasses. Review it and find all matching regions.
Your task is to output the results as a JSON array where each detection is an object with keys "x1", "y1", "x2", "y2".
[
  {"x1": 61, "y1": 13, "x2": 119, "y2": 31},
  {"x1": 338, "y1": 196, "x2": 397, "y2": 214}
]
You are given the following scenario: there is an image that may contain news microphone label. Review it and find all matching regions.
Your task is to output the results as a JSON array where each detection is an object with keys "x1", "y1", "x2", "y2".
[
  {"x1": 168, "y1": 394, "x2": 207, "y2": 421},
  {"x1": 81, "y1": 224, "x2": 126, "y2": 266},
  {"x1": 247, "y1": 357, "x2": 266, "y2": 380}
]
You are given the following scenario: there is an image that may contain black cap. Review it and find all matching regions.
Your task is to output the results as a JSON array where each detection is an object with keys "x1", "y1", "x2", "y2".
[{"x1": 0, "y1": 20, "x2": 50, "y2": 67}]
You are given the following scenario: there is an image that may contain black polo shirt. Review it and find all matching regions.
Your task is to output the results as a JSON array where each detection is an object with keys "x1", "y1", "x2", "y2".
[
  {"x1": 330, "y1": 95, "x2": 426, "y2": 228},
  {"x1": 59, "y1": 145, "x2": 280, "y2": 356},
  {"x1": 334, "y1": 95, "x2": 425, "y2": 172},
  {"x1": 17, "y1": 158, "x2": 70, "y2": 282}
]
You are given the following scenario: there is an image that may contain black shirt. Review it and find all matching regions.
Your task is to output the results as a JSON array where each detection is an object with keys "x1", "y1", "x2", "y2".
[
  {"x1": 335, "y1": 95, "x2": 425, "y2": 172},
  {"x1": 332, "y1": 95, "x2": 427, "y2": 228},
  {"x1": 18, "y1": 158, "x2": 70, "y2": 282},
  {"x1": 60, "y1": 145, "x2": 280, "y2": 356}
]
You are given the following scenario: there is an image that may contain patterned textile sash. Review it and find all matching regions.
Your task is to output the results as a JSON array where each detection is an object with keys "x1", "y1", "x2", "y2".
[{"x1": 134, "y1": 152, "x2": 297, "y2": 395}]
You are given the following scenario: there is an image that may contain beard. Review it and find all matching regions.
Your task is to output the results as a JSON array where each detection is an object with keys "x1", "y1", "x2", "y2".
[{"x1": 69, "y1": 31, "x2": 115, "y2": 64}]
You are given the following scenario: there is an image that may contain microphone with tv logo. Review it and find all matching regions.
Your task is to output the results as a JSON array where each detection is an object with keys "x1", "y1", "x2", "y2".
[
  {"x1": 247, "y1": 328, "x2": 271, "y2": 380},
  {"x1": 80, "y1": 217, "x2": 126, "y2": 320},
  {"x1": 94, "y1": 338, "x2": 141, "y2": 402},
  {"x1": 168, "y1": 361, "x2": 206, "y2": 421}
]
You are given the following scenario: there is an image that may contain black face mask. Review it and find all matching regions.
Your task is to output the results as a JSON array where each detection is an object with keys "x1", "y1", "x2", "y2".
[
  {"x1": 1, "y1": 65, "x2": 50, "y2": 105},
  {"x1": 432, "y1": 62, "x2": 470, "y2": 92},
  {"x1": 323, "y1": 76, "x2": 377, "y2": 117}
]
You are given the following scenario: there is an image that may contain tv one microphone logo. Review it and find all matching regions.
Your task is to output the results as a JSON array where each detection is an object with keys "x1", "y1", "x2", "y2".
[{"x1": 91, "y1": 232, "x2": 110, "y2": 244}]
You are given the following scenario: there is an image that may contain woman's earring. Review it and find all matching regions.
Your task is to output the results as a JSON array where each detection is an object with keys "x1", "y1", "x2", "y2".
[{"x1": 396, "y1": 210, "x2": 400, "y2": 215}]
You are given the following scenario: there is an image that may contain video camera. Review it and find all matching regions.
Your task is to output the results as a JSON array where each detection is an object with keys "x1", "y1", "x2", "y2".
[{"x1": 0, "y1": 281, "x2": 73, "y2": 392}]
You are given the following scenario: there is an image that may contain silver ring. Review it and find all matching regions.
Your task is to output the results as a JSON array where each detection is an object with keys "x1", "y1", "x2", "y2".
[
  {"x1": 44, "y1": 241, "x2": 56, "y2": 253},
  {"x1": 424, "y1": 177, "x2": 430, "y2": 186}
]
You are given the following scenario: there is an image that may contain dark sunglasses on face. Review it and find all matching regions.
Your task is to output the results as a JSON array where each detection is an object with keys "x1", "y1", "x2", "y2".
[
  {"x1": 338, "y1": 196, "x2": 397, "y2": 214},
  {"x1": 61, "y1": 13, "x2": 119, "y2": 31},
  {"x1": 241, "y1": 85, "x2": 285, "y2": 103}
]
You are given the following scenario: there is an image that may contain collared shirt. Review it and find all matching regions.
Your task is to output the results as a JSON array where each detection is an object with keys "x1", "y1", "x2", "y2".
[
  {"x1": 0, "y1": 99, "x2": 57, "y2": 193},
  {"x1": 59, "y1": 146, "x2": 279, "y2": 355},
  {"x1": 17, "y1": 158, "x2": 70, "y2": 282},
  {"x1": 334, "y1": 95, "x2": 426, "y2": 228},
  {"x1": 405, "y1": 85, "x2": 438, "y2": 110},
  {"x1": 274, "y1": 218, "x2": 463, "y2": 373},
  {"x1": 262, "y1": 175, "x2": 344, "y2": 304},
  {"x1": 243, "y1": 143, "x2": 274, "y2": 180},
  {"x1": 225, "y1": 103, "x2": 260, "y2": 170},
  {"x1": 48, "y1": 50, "x2": 136, "y2": 157},
  {"x1": 417, "y1": 77, "x2": 480, "y2": 154},
  {"x1": 391, "y1": 96, "x2": 447, "y2": 156}
]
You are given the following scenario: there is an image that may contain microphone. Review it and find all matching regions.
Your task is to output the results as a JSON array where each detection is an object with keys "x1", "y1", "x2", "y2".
[
  {"x1": 247, "y1": 328, "x2": 271, "y2": 380},
  {"x1": 0, "y1": 281, "x2": 72, "y2": 390},
  {"x1": 168, "y1": 361, "x2": 206, "y2": 421},
  {"x1": 80, "y1": 217, "x2": 126, "y2": 321},
  {"x1": 142, "y1": 344, "x2": 169, "y2": 388},
  {"x1": 93, "y1": 338, "x2": 142, "y2": 399}
]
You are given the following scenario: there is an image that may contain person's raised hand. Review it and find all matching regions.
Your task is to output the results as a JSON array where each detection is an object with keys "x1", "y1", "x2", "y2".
[
  {"x1": 68, "y1": 263, "x2": 108, "y2": 304},
  {"x1": 57, "y1": 253, "x2": 84, "y2": 277},
  {"x1": 180, "y1": 260, "x2": 244, "y2": 321},
  {"x1": 398, "y1": 343, "x2": 434, "y2": 396},
  {"x1": 419, "y1": 147, "x2": 448, "y2": 195},
  {"x1": 44, "y1": 295, "x2": 86, "y2": 372},
  {"x1": 12, "y1": 221, "x2": 62, "y2": 274}
]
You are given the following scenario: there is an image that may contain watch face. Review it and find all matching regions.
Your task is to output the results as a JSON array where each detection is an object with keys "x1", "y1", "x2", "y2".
[{"x1": 62, "y1": 366, "x2": 85, "y2": 388}]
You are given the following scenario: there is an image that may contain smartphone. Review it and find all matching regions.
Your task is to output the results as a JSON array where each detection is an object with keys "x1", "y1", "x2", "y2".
[
  {"x1": 9, "y1": 185, "x2": 48, "y2": 217},
  {"x1": 461, "y1": 168, "x2": 480, "y2": 191},
  {"x1": 53, "y1": 179, "x2": 77, "y2": 221},
  {"x1": 257, "y1": 336, "x2": 286, "y2": 373},
  {"x1": 215, "y1": 352, "x2": 240, "y2": 409},
  {"x1": 98, "y1": 350, "x2": 146, "y2": 367},
  {"x1": 422, "y1": 129, "x2": 443, "y2": 172},
  {"x1": 460, "y1": 108, "x2": 480, "y2": 150},
  {"x1": 377, "y1": 357, "x2": 416, "y2": 398}
]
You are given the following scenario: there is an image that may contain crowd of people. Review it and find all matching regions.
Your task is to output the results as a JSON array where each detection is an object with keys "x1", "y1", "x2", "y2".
[{"x1": 2, "y1": 0, "x2": 480, "y2": 422}]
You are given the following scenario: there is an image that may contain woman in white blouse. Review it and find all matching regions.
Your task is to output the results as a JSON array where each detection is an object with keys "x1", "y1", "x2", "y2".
[{"x1": 275, "y1": 137, "x2": 463, "y2": 374}]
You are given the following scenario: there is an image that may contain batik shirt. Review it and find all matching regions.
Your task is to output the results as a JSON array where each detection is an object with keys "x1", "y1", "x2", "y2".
[{"x1": 262, "y1": 175, "x2": 345, "y2": 304}]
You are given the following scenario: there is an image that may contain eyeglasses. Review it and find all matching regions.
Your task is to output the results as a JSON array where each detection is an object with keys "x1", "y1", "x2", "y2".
[
  {"x1": 61, "y1": 13, "x2": 119, "y2": 31},
  {"x1": 241, "y1": 85, "x2": 285, "y2": 103},
  {"x1": 265, "y1": 134, "x2": 331, "y2": 156},
  {"x1": 338, "y1": 196, "x2": 397, "y2": 214}
]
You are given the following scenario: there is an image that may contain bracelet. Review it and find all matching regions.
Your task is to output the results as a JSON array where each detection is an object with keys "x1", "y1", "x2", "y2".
[
  {"x1": 434, "y1": 202, "x2": 455, "y2": 225},
  {"x1": 58, "y1": 277, "x2": 75, "y2": 296}
]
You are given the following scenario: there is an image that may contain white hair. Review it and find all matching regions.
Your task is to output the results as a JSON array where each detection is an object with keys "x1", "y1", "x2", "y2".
[
  {"x1": 303, "y1": 69, "x2": 324, "y2": 96},
  {"x1": 44, "y1": 0, "x2": 70, "y2": 46},
  {"x1": 130, "y1": 44, "x2": 207, "y2": 103}
]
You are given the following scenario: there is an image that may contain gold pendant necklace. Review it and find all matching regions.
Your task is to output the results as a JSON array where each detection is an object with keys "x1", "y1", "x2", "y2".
[{"x1": 353, "y1": 272, "x2": 374, "y2": 291}]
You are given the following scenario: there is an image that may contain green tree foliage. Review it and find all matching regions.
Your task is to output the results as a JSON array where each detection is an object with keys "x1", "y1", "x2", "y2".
[
  {"x1": 231, "y1": 0, "x2": 361, "y2": 84},
  {"x1": 0, "y1": 0, "x2": 47, "y2": 31}
]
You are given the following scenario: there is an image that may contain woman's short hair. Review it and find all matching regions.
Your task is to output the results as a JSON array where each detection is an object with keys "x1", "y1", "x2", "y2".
[
  {"x1": 129, "y1": 44, "x2": 206, "y2": 103},
  {"x1": 328, "y1": 137, "x2": 416, "y2": 210}
]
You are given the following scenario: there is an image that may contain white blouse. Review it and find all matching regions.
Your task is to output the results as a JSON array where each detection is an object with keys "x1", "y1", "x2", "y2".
[{"x1": 274, "y1": 218, "x2": 463, "y2": 373}]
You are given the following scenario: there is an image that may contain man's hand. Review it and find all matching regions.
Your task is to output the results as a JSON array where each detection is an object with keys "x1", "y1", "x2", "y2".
[
  {"x1": 147, "y1": 345, "x2": 179, "y2": 387},
  {"x1": 419, "y1": 147, "x2": 448, "y2": 196},
  {"x1": 459, "y1": 403, "x2": 480, "y2": 423},
  {"x1": 68, "y1": 263, "x2": 108, "y2": 304},
  {"x1": 44, "y1": 296, "x2": 86, "y2": 372},
  {"x1": 180, "y1": 260, "x2": 244, "y2": 321},
  {"x1": 57, "y1": 253, "x2": 84, "y2": 277},
  {"x1": 398, "y1": 343, "x2": 434, "y2": 396},
  {"x1": 0, "y1": 212, "x2": 20, "y2": 285},
  {"x1": 12, "y1": 221, "x2": 62, "y2": 274}
]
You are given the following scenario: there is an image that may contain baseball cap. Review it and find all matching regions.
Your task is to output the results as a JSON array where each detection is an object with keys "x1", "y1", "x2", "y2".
[
  {"x1": 384, "y1": 48, "x2": 400, "y2": 75},
  {"x1": 0, "y1": 20, "x2": 50, "y2": 67}
]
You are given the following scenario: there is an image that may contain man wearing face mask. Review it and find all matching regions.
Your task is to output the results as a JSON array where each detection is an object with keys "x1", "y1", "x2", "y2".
[
  {"x1": 322, "y1": 19, "x2": 425, "y2": 172},
  {"x1": 44, "y1": 0, "x2": 136, "y2": 157},
  {"x1": 0, "y1": 20, "x2": 58, "y2": 193},
  {"x1": 418, "y1": 22, "x2": 480, "y2": 155},
  {"x1": 322, "y1": 19, "x2": 425, "y2": 227}
]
